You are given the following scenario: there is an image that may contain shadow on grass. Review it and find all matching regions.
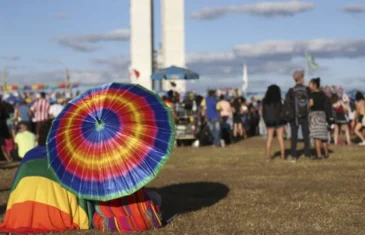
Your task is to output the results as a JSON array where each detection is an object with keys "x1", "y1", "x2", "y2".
[
  {"x1": 0, "y1": 162, "x2": 19, "y2": 170},
  {"x1": 273, "y1": 148, "x2": 334, "y2": 159},
  {"x1": 149, "y1": 182, "x2": 229, "y2": 220}
]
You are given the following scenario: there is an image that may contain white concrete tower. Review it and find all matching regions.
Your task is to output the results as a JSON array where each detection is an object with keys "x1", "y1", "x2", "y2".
[
  {"x1": 161, "y1": 0, "x2": 186, "y2": 93},
  {"x1": 130, "y1": 0, "x2": 153, "y2": 90}
]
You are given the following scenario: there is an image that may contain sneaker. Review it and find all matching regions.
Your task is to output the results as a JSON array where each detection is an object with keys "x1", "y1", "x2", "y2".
[
  {"x1": 220, "y1": 139, "x2": 226, "y2": 148},
  {"x1": 358, "y1": 142, "x2": 365, "y2": 146}
]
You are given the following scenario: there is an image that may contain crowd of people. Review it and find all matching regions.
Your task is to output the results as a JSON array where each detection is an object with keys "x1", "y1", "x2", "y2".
[
  {"x1": 0, "y1": 91, "x2": 72, "y2": 162},
  {"x1": 1, "y1": 74, "x2": 365, "y2": 163},
  {"x1": 182, "y1": 70, "x2": 365, "y2": 161},
  {"x1": 0, "y1": 76, "x2": 364, "y2": 233}
]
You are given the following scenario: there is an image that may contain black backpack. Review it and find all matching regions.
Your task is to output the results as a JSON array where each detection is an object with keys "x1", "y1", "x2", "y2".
[
  {"x1": 280, "y1": 100, "x2": 294, "y2": 122},
  {"x1": 292, "y1": 85, "x2": 309, "y2": 118}
]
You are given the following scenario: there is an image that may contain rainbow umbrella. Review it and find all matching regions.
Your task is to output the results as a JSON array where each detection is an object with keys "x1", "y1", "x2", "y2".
[{"x1": 46, "y1": 83, "x2": 176, "y2": 201}]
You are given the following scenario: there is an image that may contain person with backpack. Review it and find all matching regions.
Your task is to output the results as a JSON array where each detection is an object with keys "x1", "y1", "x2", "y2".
[{"x1": 285, "y1": 70, "x2": 311, "y2": 161}]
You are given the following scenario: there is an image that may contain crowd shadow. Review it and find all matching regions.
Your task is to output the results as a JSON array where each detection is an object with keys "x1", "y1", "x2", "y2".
[
  {"x1": 148, "y1": 182, "x2": 229, "y2": 220},
  {"x1": 0, "y1": 188, "x2": 9, "y2": 193},
  {"x1": 0, "y1": 162, "x2": 19, "y2": 170},
  {"x1": 273, "y1": 149, "x2": 334, "y2": 159}
]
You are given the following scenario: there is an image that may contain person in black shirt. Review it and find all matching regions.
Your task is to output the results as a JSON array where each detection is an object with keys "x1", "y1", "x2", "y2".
[
  {"x1": 262, "y1": 85, "x2": 286, "y2": 160},
  {"x1": 308, "y1": 78, "x2": 329, "y2": 160}
]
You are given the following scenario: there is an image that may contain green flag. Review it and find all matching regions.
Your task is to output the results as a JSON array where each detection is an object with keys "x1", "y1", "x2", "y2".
[{"x1": 306, "y1": 54, "x2": 319, "y2": 70}]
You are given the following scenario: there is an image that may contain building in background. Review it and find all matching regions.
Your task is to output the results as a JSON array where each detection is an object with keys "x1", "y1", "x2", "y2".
[
  {"x1": 130, "y1": 0, "x2": 153, "y2": 90},
  {"x1": 161, "y1": 0, "x2": 186, "y2": 93}
]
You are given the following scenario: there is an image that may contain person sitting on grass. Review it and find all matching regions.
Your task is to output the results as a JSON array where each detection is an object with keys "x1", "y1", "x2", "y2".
[
  {"x1": 92, "y1": 188, "x2": 163, "y2": 233},
  {"x1": 0, "y1": 120, "x2": 92, "y2": 234},
  {"x1": 13, "y1": 121, "x2": 36, "y2": 160},
  {"x1": 0, "y1": 120, "x2": 164, "y2": 234}
]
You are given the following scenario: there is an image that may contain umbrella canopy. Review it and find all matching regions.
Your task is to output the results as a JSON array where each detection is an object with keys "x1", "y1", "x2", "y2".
[
  {"x1": 151, "y1": 66, "x2": 199, "y2": 80},
  {"x1": 5, "y1": 95, "x2": 23, "y2": 105},
  {"x1": 46, "y1": 83, "x2": 176, "y2": 201}
]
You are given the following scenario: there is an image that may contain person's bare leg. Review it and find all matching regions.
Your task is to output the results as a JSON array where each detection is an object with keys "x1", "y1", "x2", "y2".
[
  {"x1": 334, "y1": 124, "x2": 339, "y2": 145},
  {"x1": 238, "y1": 123, "x2": 243, "y2": 137},
  {"x1": 276, "y1": 127, "x2": 285, "y2": 159},
  {"x1": 1, "y1": 146, "x2": 12, "y2": 162},
  {"x1": 242, "y1": 125, "x2": 247, "y2": 139},
  {"x1": 233, "y1": 123, "x2": 238, "y2": 138},
  {"x1": 355, "y1": 123, "x2": 365, "y2": 142},
  {"x1": 315, "y1": 139, "x2": 322, "y2": 158},
  {"x1": 344, "y1": 124, "x2": 351, "y2": 145},
  {"x1": 323, "y1": 141, "x2": 329, "y2": 157},
  {"x1": 266, "y1": 128, "x2": 274, "y2": 160}
]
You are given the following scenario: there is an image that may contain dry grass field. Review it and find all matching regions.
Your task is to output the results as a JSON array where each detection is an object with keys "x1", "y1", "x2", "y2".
[{"x1": 1, "y1": 138, "x2": 365, "y2": 234}]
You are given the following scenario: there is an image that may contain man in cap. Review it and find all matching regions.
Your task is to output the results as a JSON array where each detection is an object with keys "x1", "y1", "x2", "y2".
[{"x1": 285, "y1": 70, "x2": 311, "y2": 161}]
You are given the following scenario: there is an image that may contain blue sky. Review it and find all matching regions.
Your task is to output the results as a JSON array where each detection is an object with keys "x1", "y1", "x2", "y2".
[{"x1": 1, "y1": 0, "x2": 365, "y2": 92}]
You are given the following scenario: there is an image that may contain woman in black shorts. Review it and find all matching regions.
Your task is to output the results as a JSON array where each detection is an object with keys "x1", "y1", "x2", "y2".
[
  {"x1": 331, "y1": 94, "x2": 351, "y2": 145},
  {"x1": 353, "y1": 92, "x2": 365, "y2": 145},
  {"x1": 262, "y1": 85, "x2": 286, "y2": 160},
  {"x1": 232, "y1": 97, "x2": 243, "y2": 141}
]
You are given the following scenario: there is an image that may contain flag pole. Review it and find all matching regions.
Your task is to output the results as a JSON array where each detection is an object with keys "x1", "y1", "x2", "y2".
[
  {"x1": 242, "y1": 61, "x2": 248, "y2": 96},
  {"x1": 304, "y1": 51, "x2": 311, "y2": 79}
]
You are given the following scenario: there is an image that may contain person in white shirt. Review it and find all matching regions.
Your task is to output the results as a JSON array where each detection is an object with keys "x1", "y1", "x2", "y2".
[{"x1": 49, "y1": 98, "x2": 64, "y2": 119}]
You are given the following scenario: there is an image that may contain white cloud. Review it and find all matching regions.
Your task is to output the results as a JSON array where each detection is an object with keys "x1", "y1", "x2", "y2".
[
  {"x1": 233, "y1": 39, "x2": 365, "y2": 58},
  {"x1": 186, "y1": 38, "x2": 365, "y2": 84},
  {"x1": 91, "y1": 56, "x2": 130, "y2": 70},
  {"x1": 191, "y1": 1, "x2": 315, "y2": 20},
  {"x1": 342, "y1": 4, "x2": 365, "y2": 14},
  {"x1": 54, "y1": 28, "x2": 130, "y2": 52}
]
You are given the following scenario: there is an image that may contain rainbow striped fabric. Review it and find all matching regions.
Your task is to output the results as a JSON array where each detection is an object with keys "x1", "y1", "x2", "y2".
[
  {"x1": 92, "y1": 188, "x2": 163, "y2": 233},
  {"x1": 0, "y1": 146, "x2": 93, "y2": 234}
]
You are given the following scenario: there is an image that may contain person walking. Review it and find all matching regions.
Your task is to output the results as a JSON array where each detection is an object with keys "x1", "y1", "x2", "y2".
[
  {"x1": 286, "y1": 70, "x2": 311, "y2": 161},
  {"x1": 352, "y1": 92, "x2": 365, "y2": 145},
  {"x1": 262, "y1": 85, "x2": 286, "y2": 160},
  {"x1": 331, "y1": 94, "x2": 351, "y2": 145},
  {"x1": 30, "y1": 92, "x2": 50, "y2": 140},
  {"x1": 308, "y1": 78, "x2": 330, "y2": 160},
  {"x1": 205, "y1": 90, "x2": 221, "y2": 147}
]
